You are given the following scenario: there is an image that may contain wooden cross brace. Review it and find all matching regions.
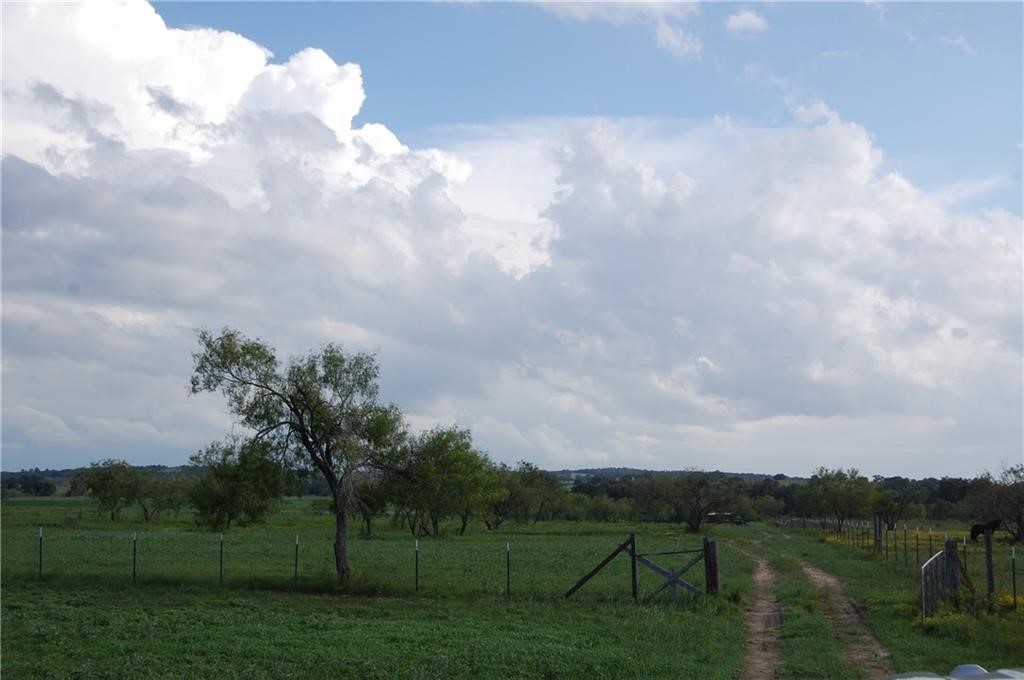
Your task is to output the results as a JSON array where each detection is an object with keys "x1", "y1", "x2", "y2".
[{"x1": 636, "y1": 552, "x2": 704, "y2": 602}]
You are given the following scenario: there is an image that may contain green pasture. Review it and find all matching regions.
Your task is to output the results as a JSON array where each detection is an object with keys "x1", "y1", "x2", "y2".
[
  {"x1": 2, "y1": 581, "x2": 746, "y2": 679},
  {"x1": 2, "y1": 497, "x2": 1022, "y2": 678},
  {"x1": 2, "y1": 497, "x2": 752, "y2": 679},
  {"x1": 2, "y1": 498, "x2": 752, "y2": 600}
]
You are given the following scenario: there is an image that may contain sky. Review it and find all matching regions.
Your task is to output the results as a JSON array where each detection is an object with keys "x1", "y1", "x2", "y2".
[{"x1": 2, "y1": 1, "x2": 1021, "y2": 478}]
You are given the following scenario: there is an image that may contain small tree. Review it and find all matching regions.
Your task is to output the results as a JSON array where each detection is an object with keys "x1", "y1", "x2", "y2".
[
  {"x1": 873, "y1": 476, "x2": 925, "y2": 530},
  {"x1": 189, "y1": 439, "x2": 285, "y2": 530},
  {"x1": 190, "y1": 327, "x2": 405, "y2": 580},
  {"x1": 390, "y1": 426, "x2": 494, "y2": 536},
  {"x1": 352, "y1": 472, "x2": 390, "y2": 538},
  {"x1": 630, "y1": 472, "x2": 736, "y2": 532},
  {"x1": 70, "y1": 459, "x2": 138, "y2": 521},
  {"x1": 482, "y1": 463, "x2": 516, "y2": 531},
  {"x1": 133, "y1": 470, "x2": 192, "y2": 523},
  {"x1": 630, "y1": 475, "x2": 676, "y2": 522},
  {"x1": 751, "y1": 494, "x2": 785, "y2": 521},
  {"x1": 672, "y1": 472, "x2": 737, "y2": 533},
  {"x1": 510, "y1": 462, "x2": 563, "y2": 524},
  {"x1": 805, "y1": 467, "x2": 874, "y2": 532},
  {"x1": 793, "y1": 483, "x2": 824, "y2": 525}
]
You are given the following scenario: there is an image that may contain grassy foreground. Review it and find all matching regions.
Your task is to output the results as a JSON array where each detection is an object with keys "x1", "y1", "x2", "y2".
[
  {"x1": 3, "y1": 579, "x2": 743, "y2": 679},
  {"x1": 2, "y1": 497, "x2": 751, "y2": 679}
]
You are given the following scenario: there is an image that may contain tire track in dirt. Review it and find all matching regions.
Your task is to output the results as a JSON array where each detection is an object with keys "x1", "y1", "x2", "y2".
[
  {"x1": 801, "y1": 562, "x2": 894, "y2": 678},
  {"x1": 742, "y1": 557, "x2": 783, "y2": 680}
]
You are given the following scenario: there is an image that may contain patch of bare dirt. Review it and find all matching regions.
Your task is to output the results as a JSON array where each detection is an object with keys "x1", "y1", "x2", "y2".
[
  {"x1": 801, "y1": 562, "x2": 894, "y2": 678},
  {"x1": 742, "y1": 558, "x2": 783, "y2": 680}
]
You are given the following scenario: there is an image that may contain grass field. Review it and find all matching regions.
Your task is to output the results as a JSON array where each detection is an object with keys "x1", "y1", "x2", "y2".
[{"x1": 2, "y1": 497, "x2": 1022, "y2": 678}]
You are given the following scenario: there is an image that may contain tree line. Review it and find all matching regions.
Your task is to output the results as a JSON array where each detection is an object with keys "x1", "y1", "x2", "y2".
[{"x1": 60, "y1": 457, "x2": 1024, "y2": 544}]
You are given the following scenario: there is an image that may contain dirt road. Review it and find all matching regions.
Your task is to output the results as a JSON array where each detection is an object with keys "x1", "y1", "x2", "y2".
[
  {"x1": 802, "y1": 562, "x2": 894, "y2": 678},
  {"x1": 742, "y1": 558, "x2": 783, "y2": 680}
]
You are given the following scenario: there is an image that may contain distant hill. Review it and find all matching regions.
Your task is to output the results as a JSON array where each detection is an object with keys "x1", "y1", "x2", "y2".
[
  {"x1": 2, "y1": 465, "x2": 200, "y2": 479},
  {"x1": 550, "y1": 467, "x2": 804, "y2": 485},
  {"x1": 5, "y1": 464, "x2": 804, "y2": 486}
]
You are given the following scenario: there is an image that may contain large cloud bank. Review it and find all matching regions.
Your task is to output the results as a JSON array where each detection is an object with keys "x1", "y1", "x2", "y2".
[{"x1": 3, "y1": 2, "x2": 1020, "y2": 476}]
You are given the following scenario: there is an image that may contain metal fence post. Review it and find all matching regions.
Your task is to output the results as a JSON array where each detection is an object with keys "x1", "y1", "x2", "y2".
[
  {"x1": 984, "y1": 529, "x2": 994, "y2": 611},
  {"x1": 629, "y1": 533, "x2": 638, "y2": 602},
  {"x1": 904, "y1": 524, "x2": 908, "y2": 567},
  {"x1": 944, "y1": 539, "x2": 960, "y2": 592},
  {"x1": 37, "y1": 527, "x2": 43, "y2": 577}
]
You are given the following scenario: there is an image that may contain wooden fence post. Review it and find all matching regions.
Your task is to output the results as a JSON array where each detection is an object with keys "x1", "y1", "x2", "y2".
[
  {"x1": 873, "y1": 514, "x2": 883, "y2": 554},
  {"x1": 703, "y1": 537, "x2": 719, "y2": 595}
]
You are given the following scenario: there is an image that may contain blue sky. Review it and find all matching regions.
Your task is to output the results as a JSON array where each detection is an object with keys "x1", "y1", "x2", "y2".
[
  {"x1": 3, "y1": 1, "x2": 1021, "y2": 477},
  {"x1": 154, "y1": 2, "x2": 1021, "y2": 211}
]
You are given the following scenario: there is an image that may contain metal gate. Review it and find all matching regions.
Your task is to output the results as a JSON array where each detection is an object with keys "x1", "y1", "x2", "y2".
[{"x1": 921, "y1": 539, "x2": 960, "y2": 617}]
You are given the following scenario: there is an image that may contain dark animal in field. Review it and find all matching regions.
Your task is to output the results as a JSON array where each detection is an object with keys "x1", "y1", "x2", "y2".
[{"x1": 969, "y1": 519, "x2": 1000, "y2": 541}]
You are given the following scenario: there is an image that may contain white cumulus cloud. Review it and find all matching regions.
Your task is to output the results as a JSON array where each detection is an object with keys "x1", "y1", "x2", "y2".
[
  {"x1": 541, "y1": 1, "x2": 702, "y2": 61},
  {"x1": 655, "y1": 20, "x2": 703, "y2": 60},
  {"x1": 726, "y1": 8, "x2": 769, "y2": 35}
]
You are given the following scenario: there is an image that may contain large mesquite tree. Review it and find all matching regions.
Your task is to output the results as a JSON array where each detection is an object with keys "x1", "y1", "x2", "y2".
[{"x1": 190, "y1": 328, "x2": 404, "y2": 580}]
